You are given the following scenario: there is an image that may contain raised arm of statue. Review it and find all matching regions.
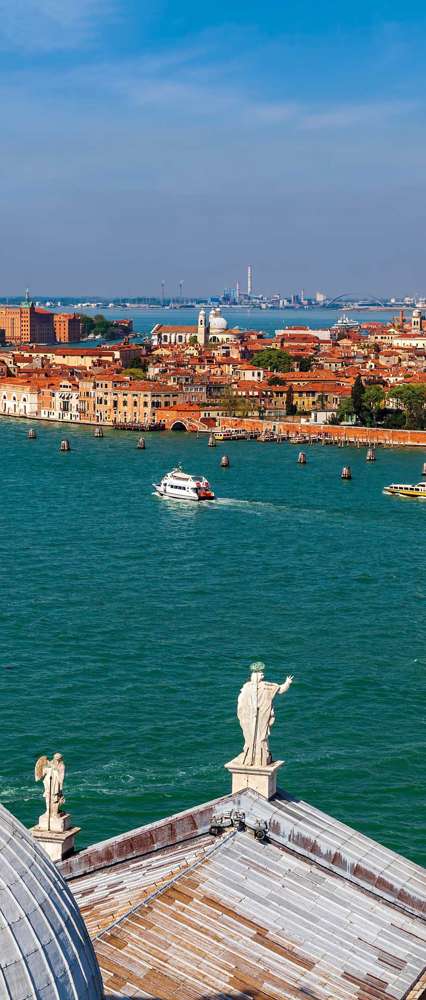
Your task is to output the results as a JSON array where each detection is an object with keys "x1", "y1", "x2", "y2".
[{"x1": 278, "y1": 675, "x2": 294, "y2": 695}]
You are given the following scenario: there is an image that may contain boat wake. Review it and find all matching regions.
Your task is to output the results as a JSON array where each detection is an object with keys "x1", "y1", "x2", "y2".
[{"x1": 215, "y1": 497, "x2": 290, "y2": 512}]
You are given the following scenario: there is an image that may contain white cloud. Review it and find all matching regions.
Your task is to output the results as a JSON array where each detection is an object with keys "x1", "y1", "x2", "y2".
[
  {"x1": 0, "y1": 0, "x2": 117, "y2": 51},
  {"x1": 250, "y1": 97, "x2": 419, "y2": 131},
  {"x1": 299, "y1": 100, "x2": 418, "y2": 130}
]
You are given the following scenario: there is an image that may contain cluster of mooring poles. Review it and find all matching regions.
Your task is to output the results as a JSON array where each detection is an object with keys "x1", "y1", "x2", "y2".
[{"x1": 24, "y1": 430, "x2": 426, "y2": 483}]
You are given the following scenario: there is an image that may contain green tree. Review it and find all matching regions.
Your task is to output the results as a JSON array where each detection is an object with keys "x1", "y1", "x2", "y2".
[
  {"x1": 285, "y1": 385, "x2": 297, "y2": 415},
  {"x1": 382, "y1": 411, "x2": 406, "y2": 429},
  {"x1": 351, "y1": 375, "x2": 365, "y2": 422},
  {"x1": 387, "y1": 384, "x2": 426, "y2": 429},
  {"x1": 297, "y1": 356, "x2": 313, "y2": 372},
  {"x1": 252, "y1": 348, "x2": 292, "y2": 373},
  {"x1": 95, "y1": 321, "x2": 121, "y2": 339},
  {"x1": 268, "y1": 375, "x2": 287, "y2": 385},
  {"x1": 337, "y1": 397, "x2": 355, "y2": 423},
  {"x1": 238, "y1": 396, "x2": 258, "y2": 417},
  {"x1": 126, "y1": 356, "x2": 148, "y2": 371},
  {"x1": 188, "y1": 335, "x2": 198, "y2": 346},
  {"x1": 121, "y1": 367, "x2": 149, "y2": 379},
  {"x1": 363, "y1": 385, "x2": 385, "y2": 425},
  {"x1": 79, "y1": 314, "x2": 95, "y2": 336}
]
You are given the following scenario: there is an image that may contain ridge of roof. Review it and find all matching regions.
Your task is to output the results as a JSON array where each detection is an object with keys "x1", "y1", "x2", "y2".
[
  {"x1": 61, "y1": 787, "x2": 425, "y2": 919},
  {"x1": 93, "y1": 827, "x2": 237, "y2": 941}
]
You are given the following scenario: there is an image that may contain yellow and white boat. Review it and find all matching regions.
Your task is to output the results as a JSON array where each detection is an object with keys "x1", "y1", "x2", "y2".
[{"x1": 383, "y1": 481, "x2": 426, "y2": 498}]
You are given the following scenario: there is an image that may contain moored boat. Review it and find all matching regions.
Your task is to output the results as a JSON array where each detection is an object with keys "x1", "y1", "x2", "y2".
[
  {"x1": 383, "y1": 481, "x2": 426, "y2": 498},
  {"x1": 214, "y1": 428, "x2": 247, "y2": 441},
  {"x1": 153, "y1": 468, "x2": 215, "y2": 501}
]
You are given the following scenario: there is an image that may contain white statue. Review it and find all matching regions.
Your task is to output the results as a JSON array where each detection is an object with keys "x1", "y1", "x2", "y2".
[
  {"x1": 35, "y1": 753, "x2": 66, "y2": 831},
  {"x1": 237, "y1": 662, "x2": 294, "y2": 767}
]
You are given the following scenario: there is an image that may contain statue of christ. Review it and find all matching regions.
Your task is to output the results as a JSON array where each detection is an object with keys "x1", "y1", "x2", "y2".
[{"x1": 237, "y1": 662, "x2": 293, "y2": 767}]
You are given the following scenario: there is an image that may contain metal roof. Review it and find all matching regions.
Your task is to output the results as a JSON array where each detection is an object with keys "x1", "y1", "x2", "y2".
[
  {"x1": 0, "y1": 804, "x2": 103, "y2": 1000},
  {"x1": 69, "y1": 832, "x2": 217, "y2": 938},
  {"x1": 65, "y1": 789, "x2": 426, "y2": 1000}
]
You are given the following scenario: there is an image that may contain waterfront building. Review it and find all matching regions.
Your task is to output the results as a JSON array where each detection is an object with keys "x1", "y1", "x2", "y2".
[
  {"x1": 39, "y1": 377, "x2": 80, "y2": 422},
  {"x1": 53, "y1": 312, "x2": 82, "y2": 343},
  {"x1": 0, "y1": 300, "x2": 55, "y2": 345},
  {"x1": 78, "y1": 373, "x2": 179, "y2": 425},
  {"x1": 0, "y1": 377, "x2": 40, "y2": 418},
  {"x1": 266, "y1": 380, "x2": 352, "y2": 416}
]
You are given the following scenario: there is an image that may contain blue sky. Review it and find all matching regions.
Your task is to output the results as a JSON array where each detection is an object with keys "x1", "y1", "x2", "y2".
[{"x1": 1, "y1": 0, "x2": 425, "y2": 296}]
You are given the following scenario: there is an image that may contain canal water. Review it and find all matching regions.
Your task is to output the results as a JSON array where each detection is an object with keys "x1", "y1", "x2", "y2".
[{"x1": 1, "y1": 420, "x2": 425, "y2": 863}]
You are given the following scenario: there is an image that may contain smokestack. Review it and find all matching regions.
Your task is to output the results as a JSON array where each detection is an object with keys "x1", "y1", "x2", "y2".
[{"x1": 247, "y1": 265, "x2": 253, "y2": 297}]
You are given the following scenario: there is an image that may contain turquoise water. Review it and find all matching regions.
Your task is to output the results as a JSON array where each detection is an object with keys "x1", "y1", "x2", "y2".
[{"x1": 1, "y1": 419, "x2": 425, "y2": 864}]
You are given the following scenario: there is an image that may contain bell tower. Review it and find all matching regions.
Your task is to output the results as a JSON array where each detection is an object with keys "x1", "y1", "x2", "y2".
[
  {"x1": 412, "y1": 309, "x2": 423, "y2": 333},
  {"x1": 197, "y1": 308, "x2": 208, "y2": 346}
]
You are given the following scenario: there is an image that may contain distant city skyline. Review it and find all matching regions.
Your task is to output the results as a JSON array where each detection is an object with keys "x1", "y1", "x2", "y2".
[
  {"x1": 1, "y1": 1, "x2": 426, "y2": 294},
  {"x1": 0, "y1": 285, "x2": 424, "y2": 307}
]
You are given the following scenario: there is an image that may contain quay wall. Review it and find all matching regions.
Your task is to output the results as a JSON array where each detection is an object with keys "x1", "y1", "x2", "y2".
[
  {"x1": 217, "y1": 417, "x2": 426, "y2": 448},
  {"x1": 2, "y1": 408, "x2": 426, "y2": 447}
]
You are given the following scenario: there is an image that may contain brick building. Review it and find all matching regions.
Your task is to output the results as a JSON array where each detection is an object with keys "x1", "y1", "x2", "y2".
[
  {"x1": 0, "y1": 302, "x2": 55, "y2": 345},
  {"x1": 53, "y1": 313, "x2": 82, "y2": 343}
]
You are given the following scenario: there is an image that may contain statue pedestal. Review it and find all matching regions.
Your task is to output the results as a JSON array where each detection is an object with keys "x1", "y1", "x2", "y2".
[
  {"x1": 31, "y1": 819, "x2": 80, "y2": 863},
  {"x1": 37, "y1": 810, "x2": 71, "y2": 833},
  {"x1": 225, "y1": 757, "x2": 284, "y2": 800}
]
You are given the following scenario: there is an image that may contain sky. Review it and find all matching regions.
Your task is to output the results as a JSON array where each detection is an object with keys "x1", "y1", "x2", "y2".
[{"x1": 1, "y1": 0, "x2": 426, "y2": 297}]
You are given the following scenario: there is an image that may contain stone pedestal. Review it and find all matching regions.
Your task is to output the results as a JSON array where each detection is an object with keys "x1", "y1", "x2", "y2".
[
  {"x1": 225, "y1": 756, "x2": 284, "y2": 799},
  {"x1": 31, "y1": 815, "x2": 80, "y2": 863},
  {"x1": 37, "y1": 810, "x2": 71, "y2": 833}
]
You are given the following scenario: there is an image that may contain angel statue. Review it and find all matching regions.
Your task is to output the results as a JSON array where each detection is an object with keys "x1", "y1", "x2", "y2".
[
  {"x1": 237, "y1": 662, "x2": 294, "y2": 767},
  {"x1": 35, "y1": 753, "x2": 66, "y2": 830}
]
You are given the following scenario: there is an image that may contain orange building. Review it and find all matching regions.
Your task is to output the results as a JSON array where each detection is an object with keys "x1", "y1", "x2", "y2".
[
  {"x1": 0, "y1": 301, "x2": 55, "y2": 345},
  {"x1": 53, "y1": 313, "x2": 82, "y2": 343},
  {"x1": 78, "y1": 373, "x2": 179, "y2": 425}
]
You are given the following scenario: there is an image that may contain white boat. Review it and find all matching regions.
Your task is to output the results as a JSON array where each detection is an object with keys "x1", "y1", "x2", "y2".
[
  {"x1": 383, "y1": 481, "x2": 426, "y2": 499},
  {"x1": 153, "y1": 468, "x2": 215, "y2": 501},
  {"x1": 214, "y1": 428, "x2": 248, "y2": 441}
]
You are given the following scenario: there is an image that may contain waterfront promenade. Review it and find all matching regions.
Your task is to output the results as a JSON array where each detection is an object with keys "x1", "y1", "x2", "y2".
[
  {"x1": 2, "y1": 404, "x2": 426, "y2": 446},
  {"x1": 216, "y1": 416, "x2": 426, "y2": 447}
]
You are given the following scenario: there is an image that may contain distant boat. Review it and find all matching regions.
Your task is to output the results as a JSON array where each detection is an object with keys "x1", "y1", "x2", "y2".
[
  {"x1": 215, "y1": 428, "x2": 248, "y2": 441},
  {"x1": 383, "y1": 481, "x2": 426, "y2": 498}
]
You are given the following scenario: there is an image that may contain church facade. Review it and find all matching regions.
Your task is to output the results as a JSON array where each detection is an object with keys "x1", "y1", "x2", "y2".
[{"x1": 151, "y1": 307, "x2": 242, "y2": 347}]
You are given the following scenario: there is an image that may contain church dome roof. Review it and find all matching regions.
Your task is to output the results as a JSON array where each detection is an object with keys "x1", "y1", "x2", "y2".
[
  {"x1": 209, "y1": 308, "x2": 228, "y2": 331},
  {"x1": 0, "y1": 804, "x2": 103, "y2": 1000}
]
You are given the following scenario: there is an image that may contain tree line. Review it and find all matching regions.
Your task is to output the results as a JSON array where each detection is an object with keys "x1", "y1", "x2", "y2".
[{"x1": 337, "y1": 376, "x2": 426, "y2": 430}]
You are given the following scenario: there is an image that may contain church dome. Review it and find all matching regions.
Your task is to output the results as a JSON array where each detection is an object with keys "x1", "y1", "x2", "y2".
[
  {"x1": 0, "y1": 804, "x2": 103, "y2": 999},
  {"x1": 209, "y1": 307, "x2": 228, "y2": 332}
]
